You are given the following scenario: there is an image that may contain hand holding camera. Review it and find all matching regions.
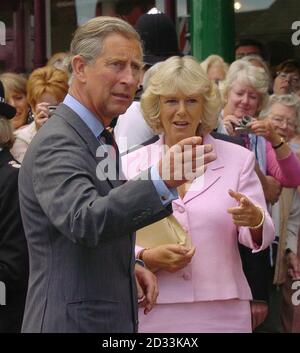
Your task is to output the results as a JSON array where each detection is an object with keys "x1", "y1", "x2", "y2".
[
  {"x1": 246, "y1": 118, "x2": 280, "y2": 145},
  {"x1": 222, "y1": 114, "x2": 242, "y2": 135},
  {"x1": 234, "y1": 115, "x2": 253, "y2": 134},
  {"x1": 34, "y1": 102, "x2": 57, "y2": 130}
]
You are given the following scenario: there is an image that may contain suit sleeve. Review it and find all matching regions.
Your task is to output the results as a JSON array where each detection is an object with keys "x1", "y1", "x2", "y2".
[{"x1": 31, "y1": 133, "x2": 172, "y2": 248}]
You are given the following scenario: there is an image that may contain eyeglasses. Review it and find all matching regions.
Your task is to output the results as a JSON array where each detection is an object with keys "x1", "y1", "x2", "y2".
[
  {"x1": 271, "y1": 115, "x2": 297, "y2": 130},
  {"x1": 276, "y1": 72, "x2": 300, "y2": 85}
]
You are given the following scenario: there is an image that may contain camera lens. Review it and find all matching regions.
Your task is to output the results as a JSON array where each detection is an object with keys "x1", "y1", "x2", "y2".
[{"x1": 241, "y1": 115, "x2": 252, "y2": 126}]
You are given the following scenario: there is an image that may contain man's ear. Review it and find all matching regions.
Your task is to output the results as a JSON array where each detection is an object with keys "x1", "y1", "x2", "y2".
[{"x1": 71, "y1": 55, "x2": 87, "y2": 83}]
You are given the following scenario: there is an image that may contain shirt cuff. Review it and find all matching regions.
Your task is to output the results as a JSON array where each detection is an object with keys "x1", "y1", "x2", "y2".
[{"x1": 150, "y1": 165, "x2": 178, "y2": 206}]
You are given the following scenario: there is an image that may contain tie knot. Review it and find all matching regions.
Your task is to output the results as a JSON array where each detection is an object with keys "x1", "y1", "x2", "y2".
[{"x1": 100, "y1": 129, "x2": 114, "y2": 146}]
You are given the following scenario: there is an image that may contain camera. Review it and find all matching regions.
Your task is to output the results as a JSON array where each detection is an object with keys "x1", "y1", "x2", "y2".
[
  {"x1": 234, "y1": 115, "x2": 253, "y2": 134},
  {"x1": 48, "y1": 105, "x2": 58, "y2": 117}
]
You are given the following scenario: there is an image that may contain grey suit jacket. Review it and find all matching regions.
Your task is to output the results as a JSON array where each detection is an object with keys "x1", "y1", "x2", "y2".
[{"x1": 19, "y1": 104, "x2": 171, "y2": 333}]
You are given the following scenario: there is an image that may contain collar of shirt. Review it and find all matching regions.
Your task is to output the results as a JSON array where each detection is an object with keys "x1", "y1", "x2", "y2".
[{"x1": 63, "y1": 93, "x2": 104, "y2": 139}]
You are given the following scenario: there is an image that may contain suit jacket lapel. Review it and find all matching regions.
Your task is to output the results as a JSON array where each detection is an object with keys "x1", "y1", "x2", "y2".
[{"x1": 55, "y1": 104, "x2": 122, "y2": 188}]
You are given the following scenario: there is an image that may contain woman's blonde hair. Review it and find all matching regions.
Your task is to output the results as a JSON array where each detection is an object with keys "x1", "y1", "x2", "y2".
[
  {"x1": 200, "y1": 55, "x2": 229, "y2": 76},
  {"x1": 27, "y1": 66, "x2": 69, "y2": 109},
  {"x1": 221, "y1": 59, "x2": 270, "y2": 112},
  {"x1": 141, "y1": 56, "x2": 222, "y2": 135},
  {"x1": 0, "y1": 117, "x2": 15, "y2": 149},
  {"x1": 47, "y1": 51, "x2": 69, "y2": 70},
  {"x1": 0, "y1": 72, "x2": 27, "y2": 99}
]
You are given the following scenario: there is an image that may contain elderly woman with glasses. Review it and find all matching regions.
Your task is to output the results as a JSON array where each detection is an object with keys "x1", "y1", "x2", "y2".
[
  {"x1": 256, "y1": 93, "x2": 300, "y2": 332},
  {"x1": 219, "y1": 60, "x2": 300, "y2": 330},
  {"x1": 122, "y1": 56, "x2": 275, "y2": 333}
]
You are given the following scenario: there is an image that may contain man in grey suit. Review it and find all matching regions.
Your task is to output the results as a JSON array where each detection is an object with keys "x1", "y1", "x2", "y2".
[{"x1": 18, "y1": 16, "x2": 216, "y2": 333}]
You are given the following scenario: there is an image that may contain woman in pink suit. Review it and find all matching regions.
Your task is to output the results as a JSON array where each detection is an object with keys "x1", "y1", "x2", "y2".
[{"x1": 121, "y1": 56, "x2": 275, "y2": 333}]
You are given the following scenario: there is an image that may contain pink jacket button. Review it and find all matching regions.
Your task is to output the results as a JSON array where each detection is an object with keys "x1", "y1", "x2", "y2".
[{"x1": 178, "y1": 206, "x2": 185, "y2": 213}]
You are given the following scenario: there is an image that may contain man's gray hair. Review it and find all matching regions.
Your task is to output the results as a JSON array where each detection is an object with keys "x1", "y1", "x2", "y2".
[{"x1": 67, "y1": 16, "x2": 141, "y2": 74}]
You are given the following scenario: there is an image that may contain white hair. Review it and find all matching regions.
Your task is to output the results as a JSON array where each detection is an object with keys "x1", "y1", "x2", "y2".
[{"x1": 260, "y1": 94, "x2": 300, "y2": 133}]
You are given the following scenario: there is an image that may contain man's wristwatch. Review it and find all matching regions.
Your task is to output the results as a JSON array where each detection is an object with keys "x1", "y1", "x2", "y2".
[{"x1": 272, "y1": 137, "x2": 285, "y2": 149}]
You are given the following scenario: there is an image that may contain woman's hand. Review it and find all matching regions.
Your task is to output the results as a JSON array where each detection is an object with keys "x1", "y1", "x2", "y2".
[
  {"x1": 247, "y1": 119, "x2": 280, "y2": 145},
  {"x1": 222, "y1": 114, "x2": 241, "y2": 135},
  {"x1": 286, "y1": 251, "x2": 300, "y2": 280},
  {"x1": 142, "y1": 244, "x2": 196, "y2": 273},
  {"x1": 227, "y1": 189, "x2": 264, "y2": 245},
  {"x1": 34, "y1": 102, "x2": 51, "y2": 130},
  {"x1": 227, "y1": 189, "x2": 263, "y2": 228}
]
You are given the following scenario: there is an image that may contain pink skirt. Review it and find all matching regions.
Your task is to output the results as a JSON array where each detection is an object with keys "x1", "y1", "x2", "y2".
[{"x1": 138, "y1": 299, "x2": 251, "y2": 333}]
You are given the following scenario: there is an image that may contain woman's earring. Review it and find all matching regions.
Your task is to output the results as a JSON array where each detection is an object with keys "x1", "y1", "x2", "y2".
[{"x1": 27, "y1": 107, "x2": 34, "y2": 124}]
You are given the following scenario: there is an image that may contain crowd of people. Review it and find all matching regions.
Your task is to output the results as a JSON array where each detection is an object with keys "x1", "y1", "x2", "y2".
[{"x1": 0, "y1": 12, "x2": 300, "y2": 333}]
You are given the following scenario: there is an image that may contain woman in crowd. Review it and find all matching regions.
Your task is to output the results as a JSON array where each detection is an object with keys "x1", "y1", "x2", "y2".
[
  {"x1": 0, "y1": 72, "x2": 30, "y2": 130},
  {"x1": 122, "y1": 56, "x2": 275, "y2": 333},
  {"x1": 46, "y1": 51, "x2": 69, "y2": 71},
  {"x1": 260, "y1": 94, "x2": 300, "y2": 332},
  {"x1": 273, "y1": 59, "x2": 300, "y2": 96},
  {"x1": 200, "y1": 54, "x2": 228, "y2": 85},
  {"x1": 0, "y1": 81, "x2": 29, "y2": 332},
  {"x1": 219, "y1": 59, "x2": 300, "y2": 331},
  {"x1": 10, "y1": 65, "x2": 69, "y2": 163},
  {"x1": 219, "y1": 60, "x2": 300, "y2": 198}
]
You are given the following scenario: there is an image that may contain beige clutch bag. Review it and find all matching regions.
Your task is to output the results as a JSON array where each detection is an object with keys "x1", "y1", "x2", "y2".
[{"x1": 136, "y1": 215, "x2": 192, "y2": 249}]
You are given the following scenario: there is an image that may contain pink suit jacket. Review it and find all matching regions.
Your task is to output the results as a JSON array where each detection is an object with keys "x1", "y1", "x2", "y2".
[{"x1": 122, "y1": 134, "x2": 275, "y2": 304}]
